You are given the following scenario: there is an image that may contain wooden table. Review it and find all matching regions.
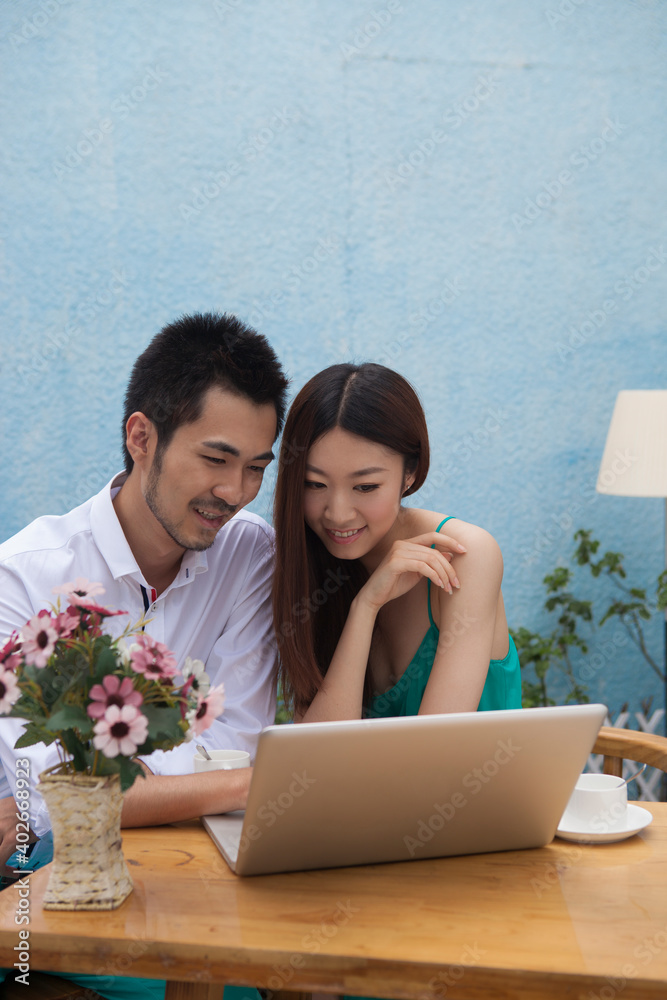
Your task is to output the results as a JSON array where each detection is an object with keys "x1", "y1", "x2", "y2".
[{"x1": 2, "y1": 804, "x2": 667, "y2": 1000}]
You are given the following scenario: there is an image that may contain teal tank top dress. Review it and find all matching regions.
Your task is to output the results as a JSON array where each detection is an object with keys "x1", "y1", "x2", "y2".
[{"x1": 365, "y1": 517, "x2": 522, "y2": 718}]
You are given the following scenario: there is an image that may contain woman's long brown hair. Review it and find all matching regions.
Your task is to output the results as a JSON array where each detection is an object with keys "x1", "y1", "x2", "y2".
[{"x1": 273, "y1": 363, "x2": 430, "y2": 716}]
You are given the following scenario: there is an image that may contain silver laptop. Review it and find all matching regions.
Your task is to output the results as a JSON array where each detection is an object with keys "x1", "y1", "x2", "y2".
[{"x1": 202, "y1": 703, "x2": 606, "y2": 876}]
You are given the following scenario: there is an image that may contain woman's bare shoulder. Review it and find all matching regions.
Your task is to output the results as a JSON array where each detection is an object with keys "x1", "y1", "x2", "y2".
[{"x1": 409, "y1": 508, "x2": 502, "y2": 558}]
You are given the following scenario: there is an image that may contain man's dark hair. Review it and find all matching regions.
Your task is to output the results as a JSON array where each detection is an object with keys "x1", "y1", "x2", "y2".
[{"x1": 122, "y1": 312, "x2": 288, "y2": 473}]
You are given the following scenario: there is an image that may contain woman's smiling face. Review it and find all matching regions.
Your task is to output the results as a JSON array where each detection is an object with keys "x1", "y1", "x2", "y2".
[{"x1": 303, "y1": 427, "x2": 413, "y2": 561}]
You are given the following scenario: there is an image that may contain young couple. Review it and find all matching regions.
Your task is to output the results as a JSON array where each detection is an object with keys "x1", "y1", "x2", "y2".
[
  {"x1": 1, "y1": 312, "x2": 521, "y2": 849},
  {"x1": 0, "y1": 312, "x2": 519, "y2": 1000}
]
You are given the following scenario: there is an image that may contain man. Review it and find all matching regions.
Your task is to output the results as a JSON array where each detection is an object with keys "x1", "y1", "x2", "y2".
[{"x1": 0, "y1": 311, "x2": 288, "y2": 865}]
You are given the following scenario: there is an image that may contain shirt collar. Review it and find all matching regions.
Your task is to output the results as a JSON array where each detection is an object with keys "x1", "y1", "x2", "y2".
[
  {"x1": 89, "y1": 473, "x2": 209, "y2": 585},
  {"x1": 174, "y1": 547, "x2": 208, "y2": 586},
  {"x1": 89, "y1": 473, "x2": 138, "y2": 580}
]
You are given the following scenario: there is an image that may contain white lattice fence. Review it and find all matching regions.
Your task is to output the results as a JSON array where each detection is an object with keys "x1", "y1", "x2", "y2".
[{"x1": 586, "y1": 709, "x2": 665, "y2": 801}]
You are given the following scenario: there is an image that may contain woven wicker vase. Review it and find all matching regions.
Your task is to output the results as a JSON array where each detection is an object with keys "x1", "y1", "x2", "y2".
[{"x1": 38, "y1": 767, "x2": 133, "y2": 910}]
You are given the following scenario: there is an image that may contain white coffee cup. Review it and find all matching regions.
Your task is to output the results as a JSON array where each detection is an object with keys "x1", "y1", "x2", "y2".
[
  {"x1": 561, "y1": 772, "x2": 628, "y2": 833},
  {"x1": 194, "y1": 749, "x2": 251, "y2": 772}
]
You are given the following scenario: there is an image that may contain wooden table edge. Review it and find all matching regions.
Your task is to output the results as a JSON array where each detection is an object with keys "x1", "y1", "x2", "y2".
[{"x1": 4, "y1": 936, "x2": 667, "y2": 1000}]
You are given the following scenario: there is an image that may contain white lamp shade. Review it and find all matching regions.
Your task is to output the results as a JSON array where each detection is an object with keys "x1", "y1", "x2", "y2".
[{"x1": 597, "y1": 390, "x2": 667, "y2": 497}]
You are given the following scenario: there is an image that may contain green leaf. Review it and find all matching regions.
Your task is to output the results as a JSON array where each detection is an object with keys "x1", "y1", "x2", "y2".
[
  {"x1": 14, "y1": 722, "x2": 57, "y2": 749},
  {"x1": 117, "y1": 756, "x2": 144, "y2": 793},
  {"x1": 45, "y1": 705, "x2": 93, "y2": 736},
  {"x1": 59, "y1": 729, "x2": 88, "y2": 770},
  {"x1": 91, "y1": 645, "x2": 121, "y2": 681},
  {"x1": 544, "y1": 567, "x2": 571, "y2": 592},
  {"x1": 141, "y1": 703, "x2": 183, "y2": 743}
]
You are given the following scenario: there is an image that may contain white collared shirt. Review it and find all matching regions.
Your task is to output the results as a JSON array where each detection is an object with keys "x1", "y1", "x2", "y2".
[{"x1": 0, "y1": 474, "x2": 277, "y2": 836}]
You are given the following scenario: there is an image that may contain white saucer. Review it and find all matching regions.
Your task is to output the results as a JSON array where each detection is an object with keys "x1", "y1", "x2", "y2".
[{"x1": 555, "y1": 804, "x2": 653, "y2": 844}]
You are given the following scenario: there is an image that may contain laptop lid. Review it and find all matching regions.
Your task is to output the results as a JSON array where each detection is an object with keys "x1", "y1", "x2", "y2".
[{"x1": 203, "y1": 703, "x2": 606, "y2": 876}]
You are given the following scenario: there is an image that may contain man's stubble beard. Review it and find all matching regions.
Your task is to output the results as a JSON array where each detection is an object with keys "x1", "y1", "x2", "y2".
[{"x1": 144, "y1": 461, "x2": 216, "y2": 553}]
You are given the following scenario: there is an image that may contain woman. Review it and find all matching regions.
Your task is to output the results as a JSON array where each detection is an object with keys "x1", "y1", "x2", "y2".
[{"x1": 273, "y1": 362, "x2": 521, "y2": 723}]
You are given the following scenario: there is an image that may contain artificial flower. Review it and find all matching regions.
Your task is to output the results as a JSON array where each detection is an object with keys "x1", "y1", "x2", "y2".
[
  {"x1": 77, "y1": 602, "x2": 127, "y2": 619},
  {"x1": 52, "y1": 577, "x2": 106, "y2": 607},
  {"x1": 190, "y1": 683, "x2": 225, "y2": 737},
  {"x1": 93, "y1": 705, "x2": 149, "y2": 758},
  {"x1": 53, "y1": 609, "x2": 80, "y2": 639},
  {"x1": 0, "y1": 667, "x2": 20, "y2": 714},
  {"x1": 116, "y1": 637, "x2": 131, "y2": 666},
  {"x1": 129, "y1": 634, "x2": 178, "y2": 680},
  {"x1": 21, "y1": 613, "x2": 59, "y2": 668},
  {"x1": 3, "y1": 586, "x2": 217, "y2": 790},
  {"x1": 0, "y1": 635, "x2": 21, "y2": 671},
  {"x1": 0, "y1": 634, "x2": 20, "y2": 662},
  {"x1": 88, "y1": 675, "x2": 143, "y2": 719},
  {"x1": 182, "y1": 656, "x2": 210, "y2": 697}
]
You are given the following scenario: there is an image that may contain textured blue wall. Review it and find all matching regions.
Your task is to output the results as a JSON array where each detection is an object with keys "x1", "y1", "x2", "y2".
[{"x1": 1, "y1": 1, "x2": 666, "y2": 718}]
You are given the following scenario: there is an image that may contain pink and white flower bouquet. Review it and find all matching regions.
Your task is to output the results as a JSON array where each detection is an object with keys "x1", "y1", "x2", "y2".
[{"x1": 0, "y1": 578, "x2": 224, "y2": 791}]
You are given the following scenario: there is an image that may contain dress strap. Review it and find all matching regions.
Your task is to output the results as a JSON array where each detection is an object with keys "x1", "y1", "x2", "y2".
[{"x1": 427, "y1": 517, "x2": 457, "y2": 628}]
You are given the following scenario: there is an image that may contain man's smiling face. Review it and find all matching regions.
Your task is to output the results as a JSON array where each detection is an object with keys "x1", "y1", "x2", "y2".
[{"x1": 142, "y1": 386, "x2": 277, "y2": 552}]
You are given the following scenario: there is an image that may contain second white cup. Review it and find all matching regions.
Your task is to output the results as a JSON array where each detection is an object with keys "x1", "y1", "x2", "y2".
[
  {"x1": 561, "y1": 772, "x2": 627, "y2": 833},
  {"x1": 194, "y1": 749, "x2": 251, "y2": 772}
]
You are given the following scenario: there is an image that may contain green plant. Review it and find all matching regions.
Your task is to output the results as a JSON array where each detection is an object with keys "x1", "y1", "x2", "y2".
[
  {"x1": 511, "y1": 565, "x2": 592, "y2": 707},
  {"x1": 512, "y1": 530, "x2": 666, "y2": 708},
  {"x1": 573, "y1": 529, "x2": 667, "y2": 681}
]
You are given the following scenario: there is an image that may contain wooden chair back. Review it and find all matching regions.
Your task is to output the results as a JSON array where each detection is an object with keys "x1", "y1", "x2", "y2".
[{"x1": 593, "y1": 725, "x2": 667, "y2": 779}]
